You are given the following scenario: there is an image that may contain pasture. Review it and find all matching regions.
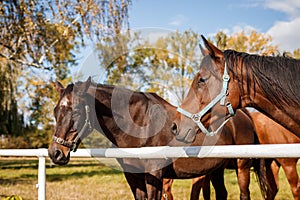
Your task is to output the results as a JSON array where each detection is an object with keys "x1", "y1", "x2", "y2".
[{"x1": 0, "y1": 157, "x2": 297, "y2": 200}]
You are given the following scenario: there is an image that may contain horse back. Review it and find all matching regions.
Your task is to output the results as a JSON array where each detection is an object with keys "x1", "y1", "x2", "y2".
[{"x1": 250, "y1": 112, "x2": 300, "y2": 144}]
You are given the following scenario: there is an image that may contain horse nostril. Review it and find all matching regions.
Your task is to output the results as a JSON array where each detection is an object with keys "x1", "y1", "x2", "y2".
[
  {"x1": 171, "y1": 122, "x2": 178, "y2": 135},
  {"x1": 54, "y1": 149, "x2": 63, "y2": 160}
]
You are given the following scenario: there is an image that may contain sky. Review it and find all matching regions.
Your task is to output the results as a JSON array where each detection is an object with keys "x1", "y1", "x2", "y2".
[
  {"x1": 128, "y1": 0, "x2": 300, "y2": 52},
  {"x1": 75, "y1": 0, "x2": 300, "y2": 82}
]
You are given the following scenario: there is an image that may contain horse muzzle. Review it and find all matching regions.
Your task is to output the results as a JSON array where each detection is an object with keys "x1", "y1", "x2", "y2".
[
  {"x1": 171, "y1": 121, "x2": 197, "y2": 143},
  {"x1": 48, "y1": 143, "x2": 71, "y2": 165}
]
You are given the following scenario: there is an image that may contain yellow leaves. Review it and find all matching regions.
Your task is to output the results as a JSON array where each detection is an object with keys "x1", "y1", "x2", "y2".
[
  {"x1": 226, "y1": 31, "x2": 248, "y2": 52},
  {"x1": 293, "y1": 48, "x2": 300, "y2": 59},
  {"x1": 217, "y1": 30, "x2": 279, "y2": 55}
]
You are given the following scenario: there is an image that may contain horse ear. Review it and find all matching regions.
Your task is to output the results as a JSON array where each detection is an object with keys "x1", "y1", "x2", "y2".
[
  {"x1": 84, "y1": 76, "x2": 92, "y2": 92},
  {"x1": 199, "y1": 43, "x2": 209, "y2": 56},
  {"x1": 201, "y1": 35, "x2": 223, "y2": 59},
  {"x1": 76, "y1": 76, "x2": 92, "y2": 94},
  {"x1": 55, "y1": 81, "x2": 65, "y2": 97}
]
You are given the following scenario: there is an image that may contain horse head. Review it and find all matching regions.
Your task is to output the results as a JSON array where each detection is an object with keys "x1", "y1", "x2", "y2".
[
  {"x1": 48, "y1": 77, "x2": 93, "y2": 165},
  {"x1": 171, "y1": 35, "x2": 240, "y2": 143}
]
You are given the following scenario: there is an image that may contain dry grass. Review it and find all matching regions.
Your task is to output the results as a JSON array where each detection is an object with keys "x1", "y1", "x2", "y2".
[{"x1": 0, "y1": 157, "x2": 297, "y2": 200}]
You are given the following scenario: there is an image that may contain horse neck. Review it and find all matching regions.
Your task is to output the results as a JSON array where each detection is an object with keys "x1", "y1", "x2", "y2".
[
  {"x1": 85, "y1": 85, "x2": 121, "y2": 146},
  {"x1": 87, "y1": 85, "x2": 166, "y2": 148},
  {"x1": 229, "y1": 54, "x2": 300, "y2": 137}
]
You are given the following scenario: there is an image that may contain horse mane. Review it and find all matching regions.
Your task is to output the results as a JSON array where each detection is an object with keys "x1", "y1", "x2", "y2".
[
  {"x1": 224, "y1": 50, "x2": 300, "y2": 109},
  {"x1": 91, "y1": 82, "x2": 115, "y2": 89},
  {"x1": 66, "y1": 81, "x2": 172, "y2": 109},
  {"x1": 89, "y1": 82, "x2": 166, "y2": 102}
]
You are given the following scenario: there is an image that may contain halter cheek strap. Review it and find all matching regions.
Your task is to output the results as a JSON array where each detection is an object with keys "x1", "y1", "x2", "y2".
[
  {"x1": 177, "y1": 63, "x2": 235, "y2": 136},
  {"x1": 53, "y1": 105, "x2": 92, "y2": 152}
]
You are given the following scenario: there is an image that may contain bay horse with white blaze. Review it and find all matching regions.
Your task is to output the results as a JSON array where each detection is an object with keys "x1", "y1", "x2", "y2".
[
  {"x1": 48, "y1": 78, "x2": 271, "y2": 199},
  {"x1": 171, "y1": 35, "x2": 300, "y2": 142}
]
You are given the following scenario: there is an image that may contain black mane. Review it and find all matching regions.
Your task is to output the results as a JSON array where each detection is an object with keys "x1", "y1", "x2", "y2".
[{"x1": 224, "y1": 50, "x2": 300, "y2": 109}]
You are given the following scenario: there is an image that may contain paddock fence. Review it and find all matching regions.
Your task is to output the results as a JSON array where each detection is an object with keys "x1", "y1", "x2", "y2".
[{"x1": 1, "y1": 144, "x2": 300, "y2": 200}]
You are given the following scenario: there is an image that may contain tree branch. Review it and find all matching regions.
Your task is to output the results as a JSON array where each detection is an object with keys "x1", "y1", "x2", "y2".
[{"x1": 0, "y1": 53, "x2": 52, "y2": 70}]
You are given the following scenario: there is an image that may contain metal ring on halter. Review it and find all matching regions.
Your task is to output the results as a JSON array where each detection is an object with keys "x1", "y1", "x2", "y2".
[{"x1": 191, "y1": 114, "x2": 201, "y2": 123}]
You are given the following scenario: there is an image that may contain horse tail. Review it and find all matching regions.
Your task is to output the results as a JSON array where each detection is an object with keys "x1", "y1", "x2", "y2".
[{"x1": 253, "y1": 158, "x2": 277, "y2": 200}]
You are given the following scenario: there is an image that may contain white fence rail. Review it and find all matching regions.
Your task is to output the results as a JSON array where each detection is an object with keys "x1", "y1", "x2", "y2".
[{"x1": 1, "y1": 144, "x2": 300, "y2": 200}]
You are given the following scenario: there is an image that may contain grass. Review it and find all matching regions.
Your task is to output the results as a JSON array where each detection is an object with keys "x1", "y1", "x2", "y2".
[{"x1": 0, "y1": 157, "x2": 297, "y2": 200}]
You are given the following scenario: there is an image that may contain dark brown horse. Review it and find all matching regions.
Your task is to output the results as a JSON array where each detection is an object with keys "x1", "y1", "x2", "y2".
[
  {"x1": 48, "y1": 78, "x2": 269, "y2": 200},
  {"x1": 171, "y1": 35, "x2": 300, "y2": 142}
]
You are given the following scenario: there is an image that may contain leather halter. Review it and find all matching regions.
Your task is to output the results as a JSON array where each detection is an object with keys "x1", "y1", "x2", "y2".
[
  {"x1": 177, "y1": 62, "x2": 235, "y2": 136},
  {"x1": 52, "y1": 105, "x2": 92, "y2": 152}
]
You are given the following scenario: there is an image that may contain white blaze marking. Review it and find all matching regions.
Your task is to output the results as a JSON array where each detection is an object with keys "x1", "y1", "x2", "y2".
[{"x1": 60, "y1": 97, "x2": 69, "y2": 107}]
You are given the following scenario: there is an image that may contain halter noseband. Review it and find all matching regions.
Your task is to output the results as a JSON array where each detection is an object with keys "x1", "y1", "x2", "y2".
[
  {"x1": 53, "y1": 105, "x2": 93, "y2": 152},
  {"x1": 177, "y1": 62, "x2": 235, "y2": 136}
]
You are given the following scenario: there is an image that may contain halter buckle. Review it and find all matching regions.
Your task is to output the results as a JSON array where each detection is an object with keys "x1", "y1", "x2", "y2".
[
  {"x1": 191, "y1": 114, "x2": 201, "y2": 123},
  {"x1": 223, "y1": 74, "x2": 230, "y2": 81},
  {"x1": 55, "y1": 137, "x2": 65, "y2": 145}
]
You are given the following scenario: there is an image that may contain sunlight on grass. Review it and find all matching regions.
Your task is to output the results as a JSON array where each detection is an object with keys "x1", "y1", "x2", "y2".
[{"x1": 0, "y1": 157, "x2": 298, "y2": 199}]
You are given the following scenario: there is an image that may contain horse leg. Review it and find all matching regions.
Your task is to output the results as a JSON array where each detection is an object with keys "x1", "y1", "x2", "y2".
[
  {"x1": 145, "y1": 170, "x2": 163, "y2": 200},
  {"x1": 278, "y1": 158, "x2": 300, "y2": 200},
  {"x1": 258, "y1": 159, "x2": 278, "y2": 200},
  {"x1": 202, "y1": 175, "x2": 212, "y2": 200},
  {"x1": 236, "y1": 158, "x2": 251, "y2": 200},
  {"x1": 190, "y1": 175, "x2": 208, "y2": 200},
  {"x1": 162, "y1": 179, "x2": 173, "y2": 200},
  {"x1": 124, "y1": 172, "x2": 147, "y2": 200},
  {"x1": 210, "y1": 168, "x2": 227, "y2": 200},
  {"x1": 270, "y1": 160, "x2": 280, "y2": 194}
]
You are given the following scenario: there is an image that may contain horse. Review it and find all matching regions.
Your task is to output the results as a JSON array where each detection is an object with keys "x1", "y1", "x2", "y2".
[
  {"x1": 166, "y1": 110, "x2": 300, "y2": 200},
  {"x1": 162, "y1": 175, "x2": 210, "y2": 200},
  {"x1": 163, "y1": 161, "x2": 275, "y2": 200},
  {"x1": 171, "y1": 35, "x2": 300, "y2": 143},
  {"x1": 163, "y1": 155, "x2": 276, "y2": 200},
  {"x1": 48, "y1": 78, "x2": 270, "y2": 200},
  {"x1": 250, "y1": 111, "x2": 300, "y2": 199},
  {"x1": 163, "y1": 173, "x2": 226, "y2": 200}
]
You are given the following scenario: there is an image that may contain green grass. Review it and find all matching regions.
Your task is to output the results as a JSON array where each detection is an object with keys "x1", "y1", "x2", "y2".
[{"x1": 0, "y1": 157, "x2": 297, "y2": 200}]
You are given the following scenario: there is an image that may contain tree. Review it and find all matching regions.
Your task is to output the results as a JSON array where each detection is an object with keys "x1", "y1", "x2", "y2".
[
  {"x1": 0, "y1": 57, "x2": 23, "y2": 136},
  {"x1": 0, "y1": 0, "x2": 131, "y2": 70},
  {"x1": 292, "y1": 48, "x2": 300, "y2": 59},
  {"x1": 97, "y1": 29, "x2": 200, "y2": 104},
  {"x1": 146, "y1": 30, "x2": 200, "y2": 102},
  {"x1": 215, "y1": 31, "x2": 228, "y2": 50},
  {"x1": 0, "y1": 0, "x2": 131, "y2": 147},
  {"x1": 213, "y1": 30, "x2": 278, "y2": 55}
]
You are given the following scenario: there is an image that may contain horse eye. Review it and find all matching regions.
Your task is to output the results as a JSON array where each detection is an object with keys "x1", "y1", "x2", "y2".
[
  {"x1": 198, "y1": 78, "x2": 205, "y2": 83},
  {"x1": 198, "y1": 77, "x2": 209, "y2": 84}
]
